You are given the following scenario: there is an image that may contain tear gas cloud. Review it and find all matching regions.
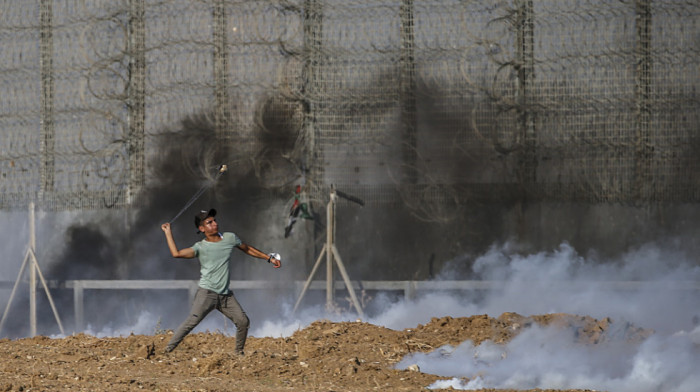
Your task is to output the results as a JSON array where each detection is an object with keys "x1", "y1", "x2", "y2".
[
  {"x1": 388, "y1": 242, "x2": 700, "y2": 392},
  {"x1": 240, "y1": 240, "x2": 700, "y2": 392},
  {"x1": 401, "y1": 323, "x2": 700, "y2": 392},
  {"x1": 46, "y1": 240, "x2": 699, "y2": 392}
]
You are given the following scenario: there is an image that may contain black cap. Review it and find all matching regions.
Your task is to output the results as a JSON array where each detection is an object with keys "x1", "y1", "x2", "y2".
[{"x1": 194, "y1": 208, "x2": 216, "y2": 231}]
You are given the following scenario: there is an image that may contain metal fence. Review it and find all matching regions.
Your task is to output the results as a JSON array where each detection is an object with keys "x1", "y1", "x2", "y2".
[
  {"x1": 1, "y1": 0, "x2": 698, "y2": 212},
  {"x1": 4, "y1": 278, "x2": 699, "y2": 332}
]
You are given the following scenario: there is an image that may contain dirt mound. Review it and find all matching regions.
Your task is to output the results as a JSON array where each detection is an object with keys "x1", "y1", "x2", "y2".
[{"x1": 0, "y1": 313, "x2": 652, "y2": 391}]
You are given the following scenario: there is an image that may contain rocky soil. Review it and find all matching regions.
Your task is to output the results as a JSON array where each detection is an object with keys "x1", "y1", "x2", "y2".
[{"x1": 0, "y1": 312, "x2": 652, "y2": 391}]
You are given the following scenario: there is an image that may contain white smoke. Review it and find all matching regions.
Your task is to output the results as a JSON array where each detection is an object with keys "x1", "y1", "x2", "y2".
[
  {"x1": 12, "y1": 234, "x2": 700, "y2": 392},
  {"x1": 465, "y1": 241, "x2": 700, "y2": 333},
  {"x1": 397, "y1": 324, "x2": 700, "y2": 392},
  {"x1": 81, "y1": 311, "x2": 161, "y2": 338},
  {"x1": 392, "y1": 241, "x2": 700, "y2": 391}
]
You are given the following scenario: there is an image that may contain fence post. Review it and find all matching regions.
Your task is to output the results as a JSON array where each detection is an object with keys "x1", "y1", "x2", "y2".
[
  {"x1": 302, "y1": 0, "x2": 324, "y2": 205},
  {"x1": 515, "y1": 0, "x2": 536, "y2": 189},
  {"x1": 213, "y1": 0, "x2": 230, "y2": 142},
  {"x1": 127, "y1": 0, "x2": 146, "y2": 204},
  {"x1": 404, "y1": 281, "x2": 416, "y2": 301},
  {"x1": 400, "y1": 0, "x2": 418, "y2": 184},
  {"x1": 29, "y1": 204, "x2": 37, "y2": 336},
  {"x1": 633, "y1": 0, "x2": 653, "y2": 202},
  {"x1": 514, "y1": 0, "x2": 539, "y2": 243},
  {"x1": 73, "y1": 281, "x2": 84, "y2": 332},
  {"x1": 39, "y1": 0, "x2": 55, "y2": 203}
]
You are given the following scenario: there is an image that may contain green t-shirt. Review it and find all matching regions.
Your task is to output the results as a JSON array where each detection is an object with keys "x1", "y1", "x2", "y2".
[{"x1": 192, "y1": 232, "x2": 242, "y2": 294}]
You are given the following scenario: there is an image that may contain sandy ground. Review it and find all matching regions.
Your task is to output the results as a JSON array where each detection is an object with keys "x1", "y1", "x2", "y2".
[{"x1": 0, "y1": 312, "x2": 652, "y2": 391}]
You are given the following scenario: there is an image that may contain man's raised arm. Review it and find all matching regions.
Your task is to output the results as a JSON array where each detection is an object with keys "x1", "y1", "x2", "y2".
[{"x1": 161, "y1": 223, "x2": 196, "y2": 259}]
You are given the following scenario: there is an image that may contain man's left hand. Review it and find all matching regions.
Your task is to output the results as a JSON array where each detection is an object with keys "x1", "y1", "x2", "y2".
[{"x1": 268, "y1": 253, "x2": 282, "y2": 268}]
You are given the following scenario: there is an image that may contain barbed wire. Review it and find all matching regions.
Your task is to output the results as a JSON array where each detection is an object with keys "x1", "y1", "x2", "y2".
[{"x1": 0, "y1": 0, "x2": 698, "y2": 211}]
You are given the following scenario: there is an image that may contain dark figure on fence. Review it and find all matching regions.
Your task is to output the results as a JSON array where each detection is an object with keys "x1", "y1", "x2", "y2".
[
  {"x1": 160, "y1": 208, "x2": 281, "y2": 355},
  {"x1": 284, "y1": 185, "x2": 314, "y2": 238}
]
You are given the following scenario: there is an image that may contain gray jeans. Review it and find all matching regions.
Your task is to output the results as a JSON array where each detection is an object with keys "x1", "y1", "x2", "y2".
[{"x1": 166, "y1": 287, "x2": 249, "y2": 353}]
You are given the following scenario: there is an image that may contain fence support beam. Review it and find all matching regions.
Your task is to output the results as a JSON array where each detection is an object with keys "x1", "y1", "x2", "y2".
[
  {"x1": 73, "y1": 281, "x2": 84, "y2": 332},
  {"x1": 127, "y1": 0, "x2": 146, "y2": 204},
  {"x1": 634, "y1": 0, "x2": 653, "y2": 202},
  {"x1": 400, "y1": 0, "x2": 418, "y2": 184},
  {"x1": 2, "y1": 279, "x2": 698, "y2": 333},
  {"x1": 213, "y1": 0, "x2": 230, "y2": 142},
  {"x1": 39, "y1": 0, "x2": 55, "y2": 201}
]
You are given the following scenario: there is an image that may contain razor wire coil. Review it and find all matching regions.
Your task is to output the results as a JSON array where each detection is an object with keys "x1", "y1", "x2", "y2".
[{"x1": 0, "y1": 0, "x2": 698, "y2": 213}]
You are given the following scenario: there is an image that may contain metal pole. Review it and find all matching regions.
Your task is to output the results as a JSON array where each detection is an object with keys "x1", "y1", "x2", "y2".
[
  {"x1": 293, "y1": 188, "x2": 365, "y2": 316},
  {"x1": 73, "y1": 281, "x2": 84, "y2": 332},
  {"x1": 325, "y1": 191, "x2": 335, "y2": 310},
  {"x1": 39, "y1": 0, "x2": 55, "y2": 201},
  {"x1": 127, "y1": 0, "x2": 146, "y2": 204},
  {"x1": 0, "y1": 250, "x2": 31, "y2": 334},
  {"x1": 633, "y1": 0, "x2": 652, "y2": 201},
  {"x1": 31, "y1": 249, "x2": 65, "y2": 335},
  {"x1": 29, "y1": 203, "x2": 36, "y2": 337},
  {"x1": 292, "y1": 246, "x2": 326, "y2": 313},
  {"x1": 330, "y1": 245, "x2": 364, "y2": 318},
  {"x1": 213, "y1": 0, "x2": 230, "y2": 142},
  {"x1": 400, "y1": 0, "x2": 418, "y2": 184},
  {"x1": 302, "y1": 0, "x2": 323, "y2": 203}
]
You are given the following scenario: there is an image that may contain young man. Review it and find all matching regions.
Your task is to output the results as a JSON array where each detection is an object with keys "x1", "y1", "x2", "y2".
[{"x1": 160, "y1": 208, "x2": 281, "y2": 355}]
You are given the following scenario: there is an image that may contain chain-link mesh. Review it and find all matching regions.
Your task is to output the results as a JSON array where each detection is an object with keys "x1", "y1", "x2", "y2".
[{"x1": 1, "y1": 0, "x2": 698, "y2": 211}]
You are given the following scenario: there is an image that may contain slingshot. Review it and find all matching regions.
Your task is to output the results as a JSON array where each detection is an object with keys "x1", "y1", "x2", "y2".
[{"x1": 169, "y1": 164, "x2": 228, "y2": 224}]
